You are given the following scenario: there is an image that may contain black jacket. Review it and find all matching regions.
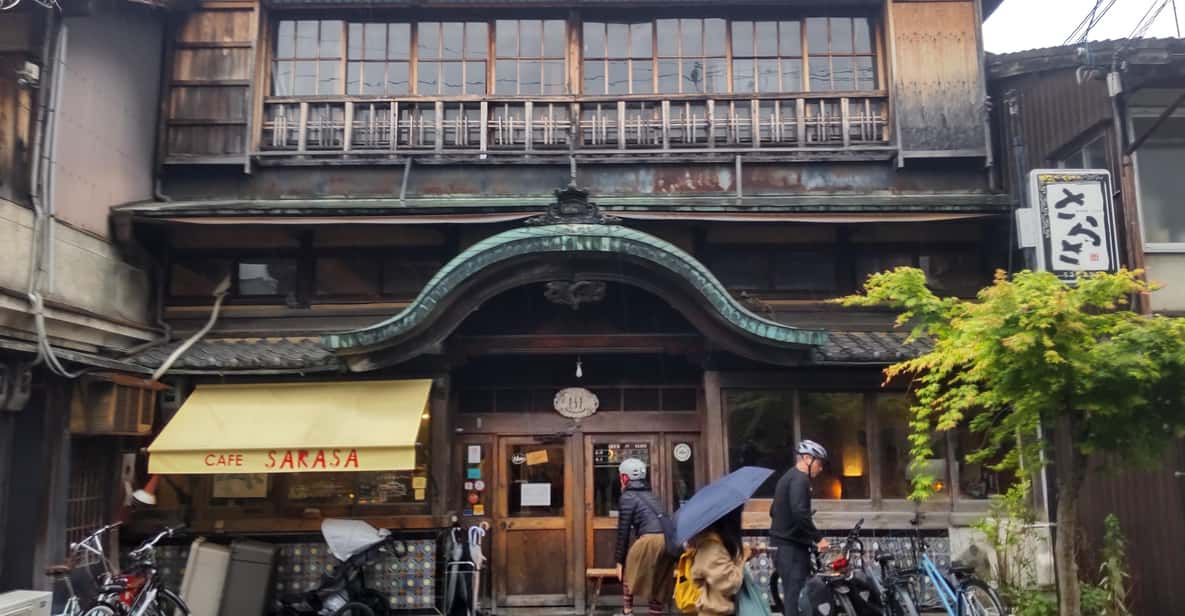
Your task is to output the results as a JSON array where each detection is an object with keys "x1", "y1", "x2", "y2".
[
  {"x1": 769, "y1": 467, "x2": 822, "y2": 547},
  {"x1": 614, "y1": 479, "x2": 665, "y2": 564}
]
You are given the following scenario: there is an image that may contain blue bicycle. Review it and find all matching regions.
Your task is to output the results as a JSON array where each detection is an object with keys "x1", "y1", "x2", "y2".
[{"x1": 899, "y1": 513, "x2": 1006, "y2": 616}]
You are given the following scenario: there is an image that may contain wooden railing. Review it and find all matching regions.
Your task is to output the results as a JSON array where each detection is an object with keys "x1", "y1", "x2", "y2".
[{"x1": 258, "y1": 93, "x2": 891, "y2": 156}]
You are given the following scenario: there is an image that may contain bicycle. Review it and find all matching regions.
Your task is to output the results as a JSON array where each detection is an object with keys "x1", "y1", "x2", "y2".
[
  {"x1": 115, "y1": 525, "x2": 191, "y2": 616},
  {"x1": 45, "y1": 522, "x2": 127, "y2": 616},
  {"x1": 898, "y1": 513, "x2": 1006, "y2": 616},
  {"x1": 869, "y1": 541, "x2": 921, "y2": 616}
]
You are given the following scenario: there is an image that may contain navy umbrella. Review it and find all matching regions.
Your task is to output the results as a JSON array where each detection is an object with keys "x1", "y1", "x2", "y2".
[{"x1": 674, "y1": 466, "x2": 774, "y2": 546}]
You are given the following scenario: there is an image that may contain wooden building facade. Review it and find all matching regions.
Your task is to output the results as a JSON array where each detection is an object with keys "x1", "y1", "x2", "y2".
[{"x1": 111, "y1": 0, "x2": 1016, "y2": 611}]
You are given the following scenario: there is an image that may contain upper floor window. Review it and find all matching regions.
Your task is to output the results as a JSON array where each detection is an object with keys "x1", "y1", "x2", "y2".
[
  {"x1": 656, "y1": 18, "x2": 728, "y2": 94},
  {"x1": 347, "y1": 22, "x2": 410, "y2": 95},
  {"x1": 806, "y1": 16, "x2": 876, "y2": 91},
  {"x1": 270, "y1": 14, "x2": 878, "y2": 98},
  {"x1": 418, "y1": 22, "x2": 488, "y2": 95},
  {"x1": 274, "y1": 20, "x2": 344, "y2": 96},
  {"x1": 583, "y1": 22, "x2": 653, "y2": 95},
  {"x1": 495, "y1": 19, "x2": 566, "y2": 94}
]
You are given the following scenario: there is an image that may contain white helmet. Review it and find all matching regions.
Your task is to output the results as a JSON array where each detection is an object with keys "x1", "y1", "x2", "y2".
[
  {"x1": 618, "y1": 458, "x2": 647, "y2": 481},
  {"x1": 796, "y1": 440, "x2": 828, "y2": 461}
]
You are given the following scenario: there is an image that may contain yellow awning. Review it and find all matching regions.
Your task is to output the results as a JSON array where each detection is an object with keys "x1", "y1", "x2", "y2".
[{"x1": 147, "y1": 380, "x2": 432, "y2": 474}]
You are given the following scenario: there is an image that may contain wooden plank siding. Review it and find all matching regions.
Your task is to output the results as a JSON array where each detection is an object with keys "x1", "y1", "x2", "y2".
[
  {"x1": 163, "y1": 2, "x2": 257, "y2": 163},
  {"x1": 889, "y1": 0, "x2": 987, "y2": 157}
]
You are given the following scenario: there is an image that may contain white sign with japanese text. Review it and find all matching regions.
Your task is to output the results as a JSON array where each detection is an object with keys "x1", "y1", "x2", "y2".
[{"x1": 1022, "y1": 170, "x2": 1120, "y2": 281}]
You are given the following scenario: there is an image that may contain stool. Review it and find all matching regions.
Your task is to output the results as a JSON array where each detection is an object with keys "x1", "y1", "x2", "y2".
[{"x1": 585, "y1": 567, "x2": 617, "y2": 615}]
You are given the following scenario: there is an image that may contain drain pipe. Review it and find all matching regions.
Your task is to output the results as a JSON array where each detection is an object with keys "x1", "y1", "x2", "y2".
[{"x1": 151, "y1": 276, "x2": 230, "y2": 382}]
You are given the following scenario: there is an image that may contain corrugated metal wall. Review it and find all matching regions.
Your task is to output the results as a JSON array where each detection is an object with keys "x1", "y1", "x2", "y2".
[{"x1": 1077, "y1": 443, "x2": 1185, "y2": 615}]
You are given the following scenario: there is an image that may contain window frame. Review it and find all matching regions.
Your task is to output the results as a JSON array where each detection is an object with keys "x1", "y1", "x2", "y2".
[
  {"x1": 1130, "y1": 106, "x2": 1185, "y2": 252},
  {"x1": 267, "y1": 10, "x2": 884, "y2": 100},
  {"x1": 722, "y1": 387, "x2": 1000, "y2": 515}
]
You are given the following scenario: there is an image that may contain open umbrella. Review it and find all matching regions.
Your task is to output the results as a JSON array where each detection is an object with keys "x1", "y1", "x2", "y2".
[{"x1": 674, "y1": 466, "x2": 774, "y2": 546}]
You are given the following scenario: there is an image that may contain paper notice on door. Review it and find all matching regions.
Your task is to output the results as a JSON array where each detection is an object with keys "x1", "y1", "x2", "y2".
[
  {"x1": 468, "y1": 445, "x2": 482, "y2": 464},
  {"x1": 412, "y1": 476, "x2": 428, "y2": 490},
  {"x1": 520, "y1": 482, "x2": 552, "y2": 507},
  {"x1": 525, "y1": 450, "x2": 549, "y2": 466}
]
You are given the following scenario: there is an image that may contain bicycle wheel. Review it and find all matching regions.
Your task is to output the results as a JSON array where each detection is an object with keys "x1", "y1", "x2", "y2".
[
  {"x1": 155, "y1": 587, "x2": 190, "y2": 616},
  {"x1": 332, "y1": 602, "x2": 375, "y2": 616},
  {"x1": 957, "y1": 578, "x2": 1005, "y2": 616},
  {"x1": 354, "y1": 589, "x2": 390, "y2": 616},
  {"x1": 81, "y1": 606, "x2": 116, "y2": 616},
  {"x1": 889, "y1": 584, "x2": 921, "y2": 616},
  {"x1": 836, "y1": 592, "x2": 859, "y2": 616}
]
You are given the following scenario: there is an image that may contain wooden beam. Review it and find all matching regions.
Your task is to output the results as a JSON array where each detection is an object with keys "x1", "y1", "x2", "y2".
[
  {"x1": 450, "y1": 334, "x2": 704, "y2": 357},
  {"x1": 430, "y1": 375, "x2": 452, "y2": 517}
]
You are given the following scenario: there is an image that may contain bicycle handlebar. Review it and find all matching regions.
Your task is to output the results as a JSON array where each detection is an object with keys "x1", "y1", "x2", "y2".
[{"x1": 128, "y1": 526, "x2": 185, "y2": 561}]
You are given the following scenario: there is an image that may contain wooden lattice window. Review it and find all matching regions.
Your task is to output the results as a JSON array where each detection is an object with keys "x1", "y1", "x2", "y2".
[{"x1": 731, "y1": 20, "x2": 804, "y2": 93}]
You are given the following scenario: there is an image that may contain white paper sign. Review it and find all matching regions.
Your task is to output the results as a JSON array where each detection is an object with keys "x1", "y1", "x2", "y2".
[
  {"x1": 520, "y1": 482, "x2": 552, "y2": 507},
  {"x1": 467, "y1": 445, "x2": 482, "y2": 464}
]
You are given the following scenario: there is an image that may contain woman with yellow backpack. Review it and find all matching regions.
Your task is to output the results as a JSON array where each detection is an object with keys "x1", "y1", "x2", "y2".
[{"x1": 671, "y1": 467, "x2": 775, "y2": 616}]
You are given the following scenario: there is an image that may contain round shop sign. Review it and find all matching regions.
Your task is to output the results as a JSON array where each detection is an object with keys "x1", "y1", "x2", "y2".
[
  {"x1": 553, "y1": 387, "x2": 600, "y2": 419},
  {"x1": 673, "y1": 443, "x2": 693, "y2": 463}
]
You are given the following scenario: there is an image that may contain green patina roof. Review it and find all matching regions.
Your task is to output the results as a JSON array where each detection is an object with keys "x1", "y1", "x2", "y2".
[{"x1": 323, "y1": 223, "x2": 829, "y2": 351}]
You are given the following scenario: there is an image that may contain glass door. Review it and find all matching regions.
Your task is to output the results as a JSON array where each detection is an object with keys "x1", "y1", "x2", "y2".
[
  {"x1": 494, "y1": 437, "x2": 574, "y2": 607},
  {"x1": 584, "y1": 435, "x2": 661, "y2": 571}
]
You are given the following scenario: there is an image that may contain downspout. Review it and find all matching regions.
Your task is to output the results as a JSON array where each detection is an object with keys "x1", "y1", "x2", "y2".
[{"x1": 25, "y1": 10, "x2": 79, "y2": 378}]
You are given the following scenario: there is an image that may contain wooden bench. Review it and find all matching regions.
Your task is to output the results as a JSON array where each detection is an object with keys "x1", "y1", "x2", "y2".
[{"x1": 585, "y1": 568, "x2": 618, "y2": 615}]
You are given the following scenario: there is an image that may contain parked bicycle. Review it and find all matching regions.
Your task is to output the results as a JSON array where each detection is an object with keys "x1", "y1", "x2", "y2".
[
  {"x1": 869, "y1": 541, "x2": 921, "y2": 616},
  {"x1": 798, "y1": 519, "x2": 887, "y2": 616},
  {"x1": 899, "y1": 513, "x2": 1005, "y2": 616},
  {"x1": 46, "y1": 522, "x2": 123, "y2": 616},
  {"x1": 113, "y1": 525, "x2": 191, "y2": 616}
]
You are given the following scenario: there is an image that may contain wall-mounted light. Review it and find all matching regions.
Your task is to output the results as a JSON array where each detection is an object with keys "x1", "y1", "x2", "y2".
[{"x1": 133, "y1": 475, "x2": 161, "y2": 506}]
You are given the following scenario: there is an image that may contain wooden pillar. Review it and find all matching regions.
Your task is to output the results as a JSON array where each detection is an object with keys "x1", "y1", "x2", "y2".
[
  {"x1": 430, "y1": 375, "x2": 452, "y2": 518},
  {"x1": 703, "y1": 370, "x2": 725, "y2": 481}
]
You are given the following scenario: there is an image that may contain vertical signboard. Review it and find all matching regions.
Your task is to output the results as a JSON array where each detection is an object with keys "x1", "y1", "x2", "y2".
[{"x1": 1020, "y1": 170, "x2": 1121, "y2": 282}]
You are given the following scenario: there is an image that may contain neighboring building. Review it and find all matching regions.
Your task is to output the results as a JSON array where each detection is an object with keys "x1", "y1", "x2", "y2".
[
  {"x1": 0, "y1": 0, "x2": 168, "y2": 593},
  {"x1": 988, "y1": 38, "x2": 1185, "y2": 615}
]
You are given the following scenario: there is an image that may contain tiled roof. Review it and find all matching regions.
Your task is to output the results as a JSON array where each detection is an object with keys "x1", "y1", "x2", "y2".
[
  {"x1": 814, "y1": 331, "x2": 930, "y2": 364},
  {"x1": 127, "y1": 337, "x2": 342, "y2": 372},
  {"x1": 988, "y1": 37, "x2": 1185, "y2": 79},
  {"x1": 128, "y1": 331, "x2": 929, "y2": 373}
]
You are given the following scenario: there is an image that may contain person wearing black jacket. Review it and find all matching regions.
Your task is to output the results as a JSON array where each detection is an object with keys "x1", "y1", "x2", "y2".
[
  {"x1": 769, "y1": 440, "x2": 830, "y2": 616},
  {"x1": 614, "y1": 458, "x2": 675, "y2": 616}
]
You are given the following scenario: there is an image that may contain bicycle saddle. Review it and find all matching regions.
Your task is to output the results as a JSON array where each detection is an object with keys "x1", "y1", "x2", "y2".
[
  {"x1": 875, "y1": 552, "x2": 895, "y2": 564},
  {"x1": 948, "y1": 562, "x2": 975, "y2": 576},
  {"x1": 45, "y1": 564, "x2": 72, "y2": 576}
]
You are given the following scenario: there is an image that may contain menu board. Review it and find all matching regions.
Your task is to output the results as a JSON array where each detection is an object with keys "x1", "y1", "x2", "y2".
[{"x1": 593, "y1": 442, "x2": 651, "y2": 468}]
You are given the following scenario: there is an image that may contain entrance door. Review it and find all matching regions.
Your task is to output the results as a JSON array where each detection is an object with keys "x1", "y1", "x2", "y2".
[
  {"x1": 585, "y1": 436, "x2": 662, "y2": 571},
  {"x1": 495, "y1": 437, "x2": 574, "y2": 607}
]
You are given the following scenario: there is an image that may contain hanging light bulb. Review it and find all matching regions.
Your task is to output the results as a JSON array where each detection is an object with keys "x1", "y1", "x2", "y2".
[{"x1": 576, "y1": 356, "x2": 583, "y2": 379}]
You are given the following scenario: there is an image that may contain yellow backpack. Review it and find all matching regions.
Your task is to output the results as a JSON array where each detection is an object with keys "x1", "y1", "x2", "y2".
[
  {"x1": 672, "y1": 547, "x2": 701, "y2": 613},
  {"x1": 674, "y1": 532, "x2": 721, "y2": 613}
]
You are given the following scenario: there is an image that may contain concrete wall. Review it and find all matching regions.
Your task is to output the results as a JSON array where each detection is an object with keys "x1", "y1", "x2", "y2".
[
  {"x1": 53, "y1": 6, "x2": 163, "y2": 237},
  {"x1": 0, "y1": 199, "x2": 153, "y2": 351},
  {"x1": 1146, "y1": 253, "x2": 1185, "y2": 314}
]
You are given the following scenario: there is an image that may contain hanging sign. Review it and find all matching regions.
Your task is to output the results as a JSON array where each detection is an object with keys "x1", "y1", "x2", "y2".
[
  {"x1": 553, "y1": 387, "x2": 600, "y2": 419},
  {"x1": 1019, "y1": 170, "x2": 1120, "y2": 282}
]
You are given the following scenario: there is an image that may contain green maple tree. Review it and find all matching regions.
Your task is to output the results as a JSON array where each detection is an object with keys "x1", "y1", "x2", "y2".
[{"x1": 842, "y1": 268, "x2": 1185, "y2": 616}]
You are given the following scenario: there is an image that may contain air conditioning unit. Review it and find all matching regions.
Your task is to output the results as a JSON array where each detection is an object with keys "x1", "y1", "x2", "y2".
[
  {"x1": 0, "y1": 591, "x2": 51, "y2": 616},
  {"x1": 69, "y1": 375, "x2": 160, "y2": 435}
]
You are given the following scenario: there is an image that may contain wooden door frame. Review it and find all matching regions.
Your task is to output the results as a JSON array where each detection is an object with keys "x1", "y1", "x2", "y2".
[
  {"x1": 660, "y1": 432, "x2": 705, "y2": 510},
  {"x1": 582, "y1": 434, "x2": 664, "y2": 574},
  {"x1": 494, "y1": 435, "x2": 579, "y2": 608}
]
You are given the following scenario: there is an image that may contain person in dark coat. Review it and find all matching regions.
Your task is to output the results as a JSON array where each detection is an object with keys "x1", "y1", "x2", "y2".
[
  {"x1": 769, "y1": 440, "x2": 829, "y2": 616},
  {"x1": 615, "y1": 457, "x2": 675, "y2": 616}
]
